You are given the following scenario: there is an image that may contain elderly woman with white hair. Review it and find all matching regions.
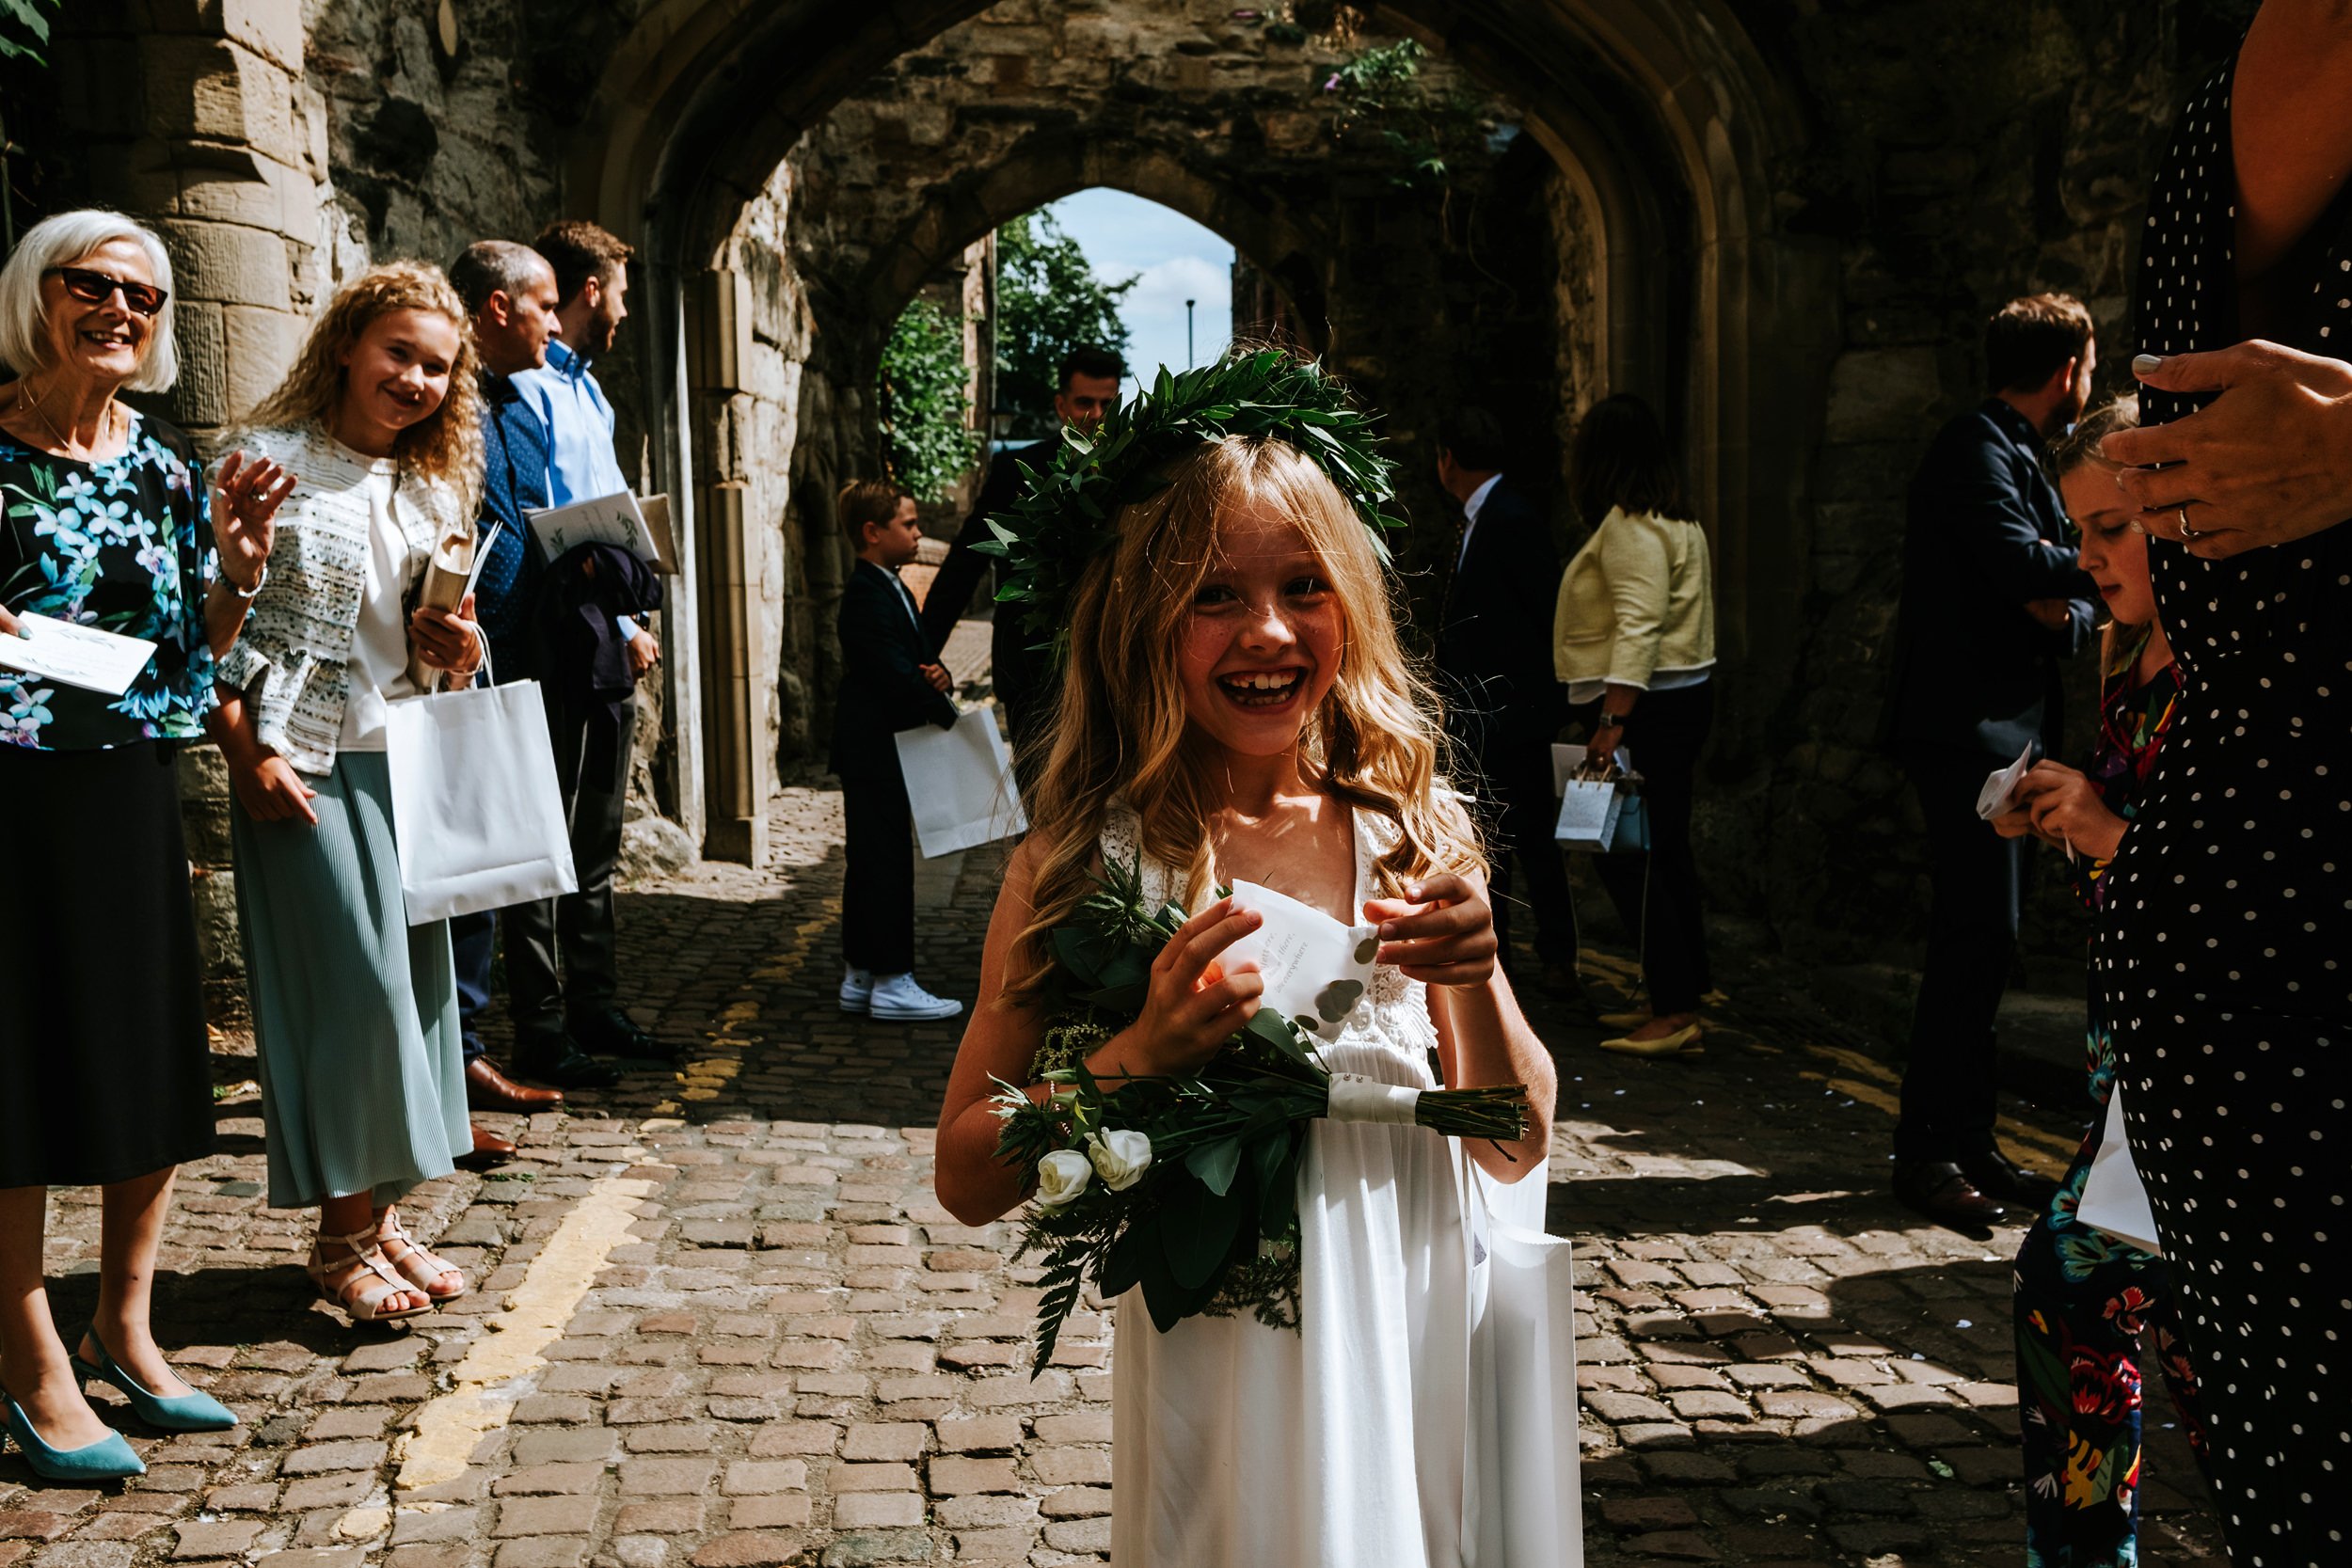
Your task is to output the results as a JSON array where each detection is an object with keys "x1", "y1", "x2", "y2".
[{"x1": 0, "y1": 210, "x2": 290, "y2": 1481}]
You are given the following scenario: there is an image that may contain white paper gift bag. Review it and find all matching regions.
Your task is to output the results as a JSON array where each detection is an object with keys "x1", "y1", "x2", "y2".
[
  {"x1": 895, "y1": 705, "x2": 1027, "y2": 859},
  {"x1": 2077, "y1": 1082, "x2": 2164, "y2": 1256},
  {"x1": 1552, "y1": 777, "x2": 1623, "y2": 850},
  {"x1": 384, "y1": 679, "x2": 579, "y2": 925}
]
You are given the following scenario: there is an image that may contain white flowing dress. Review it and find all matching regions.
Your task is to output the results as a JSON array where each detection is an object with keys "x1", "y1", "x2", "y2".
[{"x1": 1105, "y1": 807, "x2": 1583, "y2": 1567}]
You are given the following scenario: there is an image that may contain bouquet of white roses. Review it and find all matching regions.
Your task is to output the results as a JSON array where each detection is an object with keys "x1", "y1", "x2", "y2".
[{"x1": 993, "y1": 854, "x2": 1529, "y2": 1373}]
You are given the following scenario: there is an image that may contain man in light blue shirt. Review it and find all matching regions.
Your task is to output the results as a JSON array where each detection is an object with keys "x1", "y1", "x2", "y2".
[{"x1": 503, "y1": 219, "x2": 665, "y2": 1067}]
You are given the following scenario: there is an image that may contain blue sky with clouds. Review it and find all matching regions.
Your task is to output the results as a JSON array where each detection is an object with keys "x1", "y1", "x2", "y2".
[{"x1": 1041, "y1": 189, "x2": 1235, "y2": 393}]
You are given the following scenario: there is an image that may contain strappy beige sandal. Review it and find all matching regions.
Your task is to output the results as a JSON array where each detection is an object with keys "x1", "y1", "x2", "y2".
[
  {"x1": 373, "y1": 1209, "x2": 468, "y2": 1303},
  {"x1": 306, "y1": 1228, "x2": 435, "y2": 1323}
]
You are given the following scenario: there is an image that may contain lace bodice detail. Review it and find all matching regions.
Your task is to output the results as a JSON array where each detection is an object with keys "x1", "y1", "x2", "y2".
[{"x1": 1098, "y1": 805, "x2": 1435, "y2": 1082}]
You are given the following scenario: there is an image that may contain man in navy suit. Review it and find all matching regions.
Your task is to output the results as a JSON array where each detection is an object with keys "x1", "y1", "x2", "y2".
[
  {"x1": 1433, "y1": 408, "x2": 1577, "y2": 998},
  {"x1": 1883, "y1": 293, "x2": 2100, "y2": 1232},
  {"x1": 919, "y1": 345, "x2": 1123, "y2": 762},
  {"x1": 832, "y1": 480, "x2": 963, "y2": 1022}
]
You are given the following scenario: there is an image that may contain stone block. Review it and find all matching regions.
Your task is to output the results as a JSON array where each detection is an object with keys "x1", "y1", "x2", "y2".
[
  {"x1": 155, "y1": 219, "x2": 292, "y2": 311},
  {"x1": 727, "y1": 1497, "x2": 811, "y2": 1530},
  {"x1": 829, "y1": 1493, "x2": 925, "y2": 1529},
  {"x1": 720, "y1": 1462, "x2": 807, "y2": 1496},
  {"x1": 138, "y1": 34, "x2": 300, "y2": 162},
  {"x1": 495, "y1": 1540, "x2": 590, "y2": 1568},
  {"x1": 168, "y1": 300, "x2": 231, "y2": 430},
  {"x1": 222, "y1": 302, "x2": 304, "y2": 412},
  {"x1": 1823, "y1": 347, "x2": 1945, "y2": 444},
  {"x1": 691, "y1": 1533, "x2": 802, "y2": 1568}
]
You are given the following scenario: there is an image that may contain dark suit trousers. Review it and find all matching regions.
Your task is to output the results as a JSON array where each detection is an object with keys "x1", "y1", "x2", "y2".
[
  {"x1": 506, "y1": 689, "x2": 636, "y2": 1054},
  {"x1": 1896, "y1": 744, "x2": 2023, "y2": 1162},
  {"x1": 453, "y1": 910, "x2": 495, "y2": 1063},
  {"x1": 1464, "y1": 734, "x2": 1578, "y2": 970},
  {"x1": 840, "y1": 766, "x2": 916, "y2": 974},
  {"x1": 1586, "y1": 683, "x2": 1714, "y2": 1015}
]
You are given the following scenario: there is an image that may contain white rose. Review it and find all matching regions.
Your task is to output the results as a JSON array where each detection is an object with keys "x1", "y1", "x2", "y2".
[
  {"x1": 1087, "y1": 1130, "x2": 1153, "y2": 1192},
  {"x1": 1034, "y1": 1149, "x2": 1093, "y2": 1208}
]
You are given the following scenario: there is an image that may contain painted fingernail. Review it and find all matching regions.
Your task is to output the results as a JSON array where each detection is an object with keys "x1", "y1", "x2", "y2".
[
  {"x1": 1379, "y1": 922, "x2": 1398, "y2": 940},
  {"x1": 2132, "y1": 354, "x2": 2164, "y2": 377}
]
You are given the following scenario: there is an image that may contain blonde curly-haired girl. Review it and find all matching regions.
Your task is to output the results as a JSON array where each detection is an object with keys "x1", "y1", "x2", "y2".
[
  {"x1": 936, "y1": 432, "x2": 1575, "y2": 1564},
  {"x1": 212, "y1": 260, "x2": 486, "y2": 1324}
]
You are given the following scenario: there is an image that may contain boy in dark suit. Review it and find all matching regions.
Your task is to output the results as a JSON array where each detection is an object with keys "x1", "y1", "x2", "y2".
[{"x1": 832, "y1": 480, "x2": 963, "y2": 1022}]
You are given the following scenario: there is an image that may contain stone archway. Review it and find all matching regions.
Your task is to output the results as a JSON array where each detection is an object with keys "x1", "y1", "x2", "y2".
[{"x1": 558, "y1": 0, "x2": 1836, "y2": 863}]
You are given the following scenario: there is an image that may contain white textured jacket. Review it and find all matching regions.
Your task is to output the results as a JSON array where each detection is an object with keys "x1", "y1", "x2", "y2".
[{"x1": 213, "y1": 423, "x2": 463, "y2": 775}]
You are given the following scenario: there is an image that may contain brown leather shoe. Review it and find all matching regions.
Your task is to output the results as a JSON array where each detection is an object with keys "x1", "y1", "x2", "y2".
[
  {"x1": 466, "y1": 1056, "x2": 563, "y2": 1113},
  {"x1": 457, "y1": 1124, "x2": 516, "y2": 1172},
  {"x1": 1893, "y1": 1161, "x2": 2008, "y2": 1236}
]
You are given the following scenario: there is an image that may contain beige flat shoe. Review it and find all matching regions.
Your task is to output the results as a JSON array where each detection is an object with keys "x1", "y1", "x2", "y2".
[{"x1": 1598, "y1": 1022, "x2": 1705, "y2": 1058}]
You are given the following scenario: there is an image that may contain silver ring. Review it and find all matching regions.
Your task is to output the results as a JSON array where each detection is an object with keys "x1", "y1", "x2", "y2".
[{"x1": 2176, "y1": 504, "x2": 2202, "y2": 541}]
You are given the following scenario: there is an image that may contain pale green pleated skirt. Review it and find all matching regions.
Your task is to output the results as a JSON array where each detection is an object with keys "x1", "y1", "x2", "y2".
[{"x1": 230, "y1": 751, "x2": 469, "y2": 1209}]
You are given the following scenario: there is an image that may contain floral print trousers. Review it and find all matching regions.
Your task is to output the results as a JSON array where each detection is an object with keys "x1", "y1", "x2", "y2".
[{"x1": 2012, "y1": 1035, "x2": 2205, "y2": 1567}]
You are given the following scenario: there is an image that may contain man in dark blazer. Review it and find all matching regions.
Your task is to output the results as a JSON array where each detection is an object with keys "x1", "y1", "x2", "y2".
[
  {"x1": 833, "y1": 480, "x2": 963, "y2": 1022},
  {"x1": 1883, "y1": 293, "x2": 2101, "y2": 1232},
  {"x1": 919, "y1": 345, "x2": 1124, "y2": 761},
  {"x1": 1433, "y1": 407, "x2": 1577, "y2": 995}
]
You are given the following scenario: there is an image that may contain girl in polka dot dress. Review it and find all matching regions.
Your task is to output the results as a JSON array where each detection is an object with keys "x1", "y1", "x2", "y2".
[{"x1": 2097, "y1": 10, "x2": 2352, "y2": 1562}]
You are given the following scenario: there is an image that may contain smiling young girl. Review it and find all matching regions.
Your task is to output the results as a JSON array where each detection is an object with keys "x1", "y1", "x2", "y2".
[
  {"x1": 935, "y1": 372, "x2": 1573, "y2": 1565},
  {"x1": 213, "y1": 262, "x2": 489, "y2": 1323},
  {"x1": 1995, "y1": 399, "x2": 2203, "y2": 1566}
]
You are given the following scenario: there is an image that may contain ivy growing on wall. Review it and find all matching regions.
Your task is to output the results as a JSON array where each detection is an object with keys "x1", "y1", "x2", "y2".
[
  {"x1": 878, "y1": 297, "x2": 983, "y2": 504},
  {"x1": 1320, "y1": 38, "x2": 1485, "y2": 189},
  {"x1": 0, "y1": 0, "x2": 55, "y2": 64}
]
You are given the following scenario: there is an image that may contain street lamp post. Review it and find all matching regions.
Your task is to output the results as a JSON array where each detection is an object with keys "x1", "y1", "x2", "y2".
[{"x1": 1185, "y1": 298, "x2": 1196, "y2": 369}]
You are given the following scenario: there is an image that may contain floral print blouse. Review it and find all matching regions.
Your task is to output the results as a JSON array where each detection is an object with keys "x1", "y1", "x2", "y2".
[
  {"x1": 0, "y1": 411, "x2": 218, "y2": 751},
  {"x1": 2064, "y1": 626, "x2": 2182, "y2": 914}
]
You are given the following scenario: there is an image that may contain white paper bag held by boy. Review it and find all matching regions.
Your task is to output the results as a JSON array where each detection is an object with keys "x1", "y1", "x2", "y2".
[{"x1": 895, "y1": 704, "x2": 1027, "y2": 859}]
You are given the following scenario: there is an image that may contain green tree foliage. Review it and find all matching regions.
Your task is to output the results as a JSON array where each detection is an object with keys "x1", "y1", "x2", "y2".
[
  {"x1": 878, "y1": 297, "x2": 983, "y2": 504},
  {"x1": 0, "y1": 0, "x2": 56, "y2": 63},
  {"x1": 994, "y1": 211, "x2": 1135, "y2": 437}
]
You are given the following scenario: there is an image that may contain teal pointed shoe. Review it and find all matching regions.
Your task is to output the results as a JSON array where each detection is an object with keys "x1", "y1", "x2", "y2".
[
  {"x1": 71, "y1": 1332, "x2": 237, "y2": 1433},
  {"x1": 1, "y1": 1393, "x2": 146, "y2": 1481}
]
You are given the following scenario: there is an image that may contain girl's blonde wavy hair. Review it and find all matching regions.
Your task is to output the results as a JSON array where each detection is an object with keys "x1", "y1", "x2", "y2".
[
  {"x1": 242, "y1": 261, "x2": 485, "y2": 515},
  {"x1": 1009, "y1": 435, "x2": 1484, "y2": 1005}
]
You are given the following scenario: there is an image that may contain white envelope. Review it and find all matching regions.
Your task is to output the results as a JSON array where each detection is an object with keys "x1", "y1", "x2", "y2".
[
  {"x1": 1976, "y1": 742, "x2": 2035, "y2": 819},
  {"x1": 0, "y1": 612, "x2": 157, "y2": 696},
  {"x1": 1224, "y1": 879, "x2": 1380, "y2": 1043},
  {"x1": 2076, "y1": 1082, "x2": 2163, "y2": 1256},
  {"x1": 894, "y1": 704, "x2": 1026, "y2": 858}
]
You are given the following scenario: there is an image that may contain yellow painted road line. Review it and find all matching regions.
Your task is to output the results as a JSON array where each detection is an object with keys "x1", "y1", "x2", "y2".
[{"x1": 390, "y1": 1139, "x2": 669, "y2": 1496}]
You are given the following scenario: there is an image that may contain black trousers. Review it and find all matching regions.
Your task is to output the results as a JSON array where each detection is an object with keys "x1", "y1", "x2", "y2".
[
  {"x1": 1895, "y1": 743, "x2": 2024, "y2": 1162},
  {"x1": 1581, "y1": 683, "x2": 1715, "y2": 1015},
  {"x1": 1459, "y1": 732, "x2": 1578, "y2": 971},
  {"x1": 840, "y1": 765, "x2": 916, "y2": 975},
  {"x1": 506, "y1": 689, "x2": 635, "y2": 1056},
  {"x1": 453, "y1": 908, "x2": 495, "y2": 1063}
]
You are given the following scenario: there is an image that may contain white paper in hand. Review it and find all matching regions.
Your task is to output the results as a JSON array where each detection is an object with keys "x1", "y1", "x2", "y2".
[
  {"x1": 0, "y1": 612, "x2": 157, "y2": 696},
  {"x1": 1223, "y1": 880, "x2": 1380, "y2": 1044},
  {"x1": 1976, "y1": 742, "x2": 2035, "y2": 820}
]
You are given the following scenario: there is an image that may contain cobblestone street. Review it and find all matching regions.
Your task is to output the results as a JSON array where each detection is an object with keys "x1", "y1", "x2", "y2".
[{"x1": 7, "y1": 785, "x2": 2222, "y2": 1568}]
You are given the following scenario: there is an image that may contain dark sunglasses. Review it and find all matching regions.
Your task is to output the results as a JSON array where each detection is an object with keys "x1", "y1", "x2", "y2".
[{"x1": 45, "y1": 266, "x2": 168, "y2": 317}]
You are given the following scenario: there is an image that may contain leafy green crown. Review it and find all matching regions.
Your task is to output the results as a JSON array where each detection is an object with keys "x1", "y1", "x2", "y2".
[{"x1": 974, "y1": 349, "x2": 1402, "y2": 654}]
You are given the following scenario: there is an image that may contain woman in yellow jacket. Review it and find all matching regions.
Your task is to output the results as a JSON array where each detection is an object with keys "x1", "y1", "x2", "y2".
[{"x1": 1553, "y1": 395, "x2": 1717, "y2": 1056}]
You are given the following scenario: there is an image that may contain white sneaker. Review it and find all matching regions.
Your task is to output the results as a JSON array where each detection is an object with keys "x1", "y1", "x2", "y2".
[
  {"x1": 838, "y1": 966, "x2": 873, "y2": 1014},
  {"x1": 868, "y1": 973, "x2": 963, "y2": 1022}
]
